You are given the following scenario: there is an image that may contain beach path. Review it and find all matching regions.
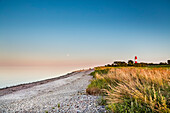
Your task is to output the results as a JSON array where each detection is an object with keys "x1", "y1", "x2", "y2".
[{"x1": 0, "y1": 69, "x2": 96, "y2": 112}]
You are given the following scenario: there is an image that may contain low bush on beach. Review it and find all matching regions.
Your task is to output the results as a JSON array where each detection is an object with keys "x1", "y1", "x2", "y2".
[
  {"x1": 86, "y1": 87, "x2": 101, "y2": 95},
  {"x1": 58, "y1": 103, "x2": 60, "y2": 108},
  {"x1": 87, "y1": 67, "x2": 170, "y2": 112}
]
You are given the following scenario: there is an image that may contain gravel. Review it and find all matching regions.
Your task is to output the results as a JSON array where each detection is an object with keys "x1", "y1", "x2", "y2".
[{"x1": 0, "y1": 70, "x2": 107, "y2": 113}]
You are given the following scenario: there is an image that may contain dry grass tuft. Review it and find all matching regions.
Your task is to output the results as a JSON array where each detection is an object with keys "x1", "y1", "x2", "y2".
[
  {"x1": 89, "y1": 67, "x2": 170, "y2": 112},
  {"x1": 86, "y1": 87, "x2": 101, "y2": 95}
]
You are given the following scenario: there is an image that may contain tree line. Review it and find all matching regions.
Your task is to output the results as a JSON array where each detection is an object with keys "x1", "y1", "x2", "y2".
[{"x1": 105, "y1": 60, "x2": 170, "y2": 67}]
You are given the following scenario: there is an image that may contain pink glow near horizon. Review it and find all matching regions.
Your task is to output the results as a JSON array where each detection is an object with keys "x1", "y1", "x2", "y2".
[{"x1": 0, "y1": 58, "x2": 106, "y2": 68}]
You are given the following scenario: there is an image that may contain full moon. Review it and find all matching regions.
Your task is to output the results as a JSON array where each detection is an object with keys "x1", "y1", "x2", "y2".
[{"x1": 66, "y1": 54, "x2": 70, "y2": 57}]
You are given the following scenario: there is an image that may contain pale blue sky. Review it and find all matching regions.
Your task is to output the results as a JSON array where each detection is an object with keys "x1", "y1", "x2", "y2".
[{"x1": 0, "y1": 0, "x2": 170, "y2": 67}]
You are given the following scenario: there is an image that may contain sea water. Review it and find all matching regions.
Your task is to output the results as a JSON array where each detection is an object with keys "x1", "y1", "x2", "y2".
[{"x1": 0, "y1": 66, "x2": 81, "y2": 88}]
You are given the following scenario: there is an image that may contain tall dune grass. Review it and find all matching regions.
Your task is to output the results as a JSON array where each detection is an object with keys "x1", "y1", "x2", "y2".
[{"x1": 87, "y1": 67, "x2": 170, "y2": 112}]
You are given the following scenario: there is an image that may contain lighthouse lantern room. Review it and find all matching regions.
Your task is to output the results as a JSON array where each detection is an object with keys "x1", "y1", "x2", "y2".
[{"x1": 135, "y1": 56, "x2": 137, "y2": 64}]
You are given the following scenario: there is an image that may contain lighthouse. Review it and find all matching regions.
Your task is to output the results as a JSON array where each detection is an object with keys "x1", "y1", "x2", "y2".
[{"x1": 135, "y1": 56, "x2": 137, "y2": 64}]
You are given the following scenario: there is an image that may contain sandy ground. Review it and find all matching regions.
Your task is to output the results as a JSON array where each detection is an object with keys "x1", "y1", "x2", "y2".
[{"x1": 0, "y1": 69, "x2": 95, "y2": 112}]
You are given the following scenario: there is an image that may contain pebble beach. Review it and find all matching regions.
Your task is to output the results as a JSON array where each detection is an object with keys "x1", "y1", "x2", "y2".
[{"x1": 0, "y1": 69, "x2": 107, "y2": 113}]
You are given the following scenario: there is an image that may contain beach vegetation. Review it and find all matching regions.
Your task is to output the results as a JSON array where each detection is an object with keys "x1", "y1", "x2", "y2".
[
  {"x1": 104, "y1": 59, "x2": 170, "y2": 68},
  {"x1": 87, "y1": 67, "x2": 170, "y2": 112},
  {"x1": 97, "y1": 96, "x2": 107, "y2": 106},
  {"x1": 128, "y1": 60, "x2": 134, "y2": 66},
  {"x1": 168, "y1": 60, "x2": 170, "y2": 65},
  {"x1": 58, "y1": 103, "x2": 60, "y2": 108}
]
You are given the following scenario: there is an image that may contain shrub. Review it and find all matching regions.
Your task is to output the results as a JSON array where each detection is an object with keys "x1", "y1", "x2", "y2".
[
  {"x1": 167, "y1": 60, "x2": 170, "y2": 65},
  {"x1": 114, "y1": 61, "x2": 127, "y2": 67},
  {"x1": 86, "y1": 87, "x2": 101, "y2": 95},
  {"x1": 128, "y1": 60, "x2": 134, "y2": 66}
]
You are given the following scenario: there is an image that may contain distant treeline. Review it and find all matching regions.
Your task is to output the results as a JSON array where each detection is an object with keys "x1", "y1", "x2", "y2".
[{"x1": 105, "y1": 60, "x2": 170, "y2": 67}]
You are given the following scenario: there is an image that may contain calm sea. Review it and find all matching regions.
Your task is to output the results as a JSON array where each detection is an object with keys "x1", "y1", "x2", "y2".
[{"x1": 0, "y1": 66, "x2": 81, "y2": 88}]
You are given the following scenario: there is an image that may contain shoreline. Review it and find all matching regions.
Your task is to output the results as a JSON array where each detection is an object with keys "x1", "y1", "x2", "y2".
[
  {"x1": 0, "y1": 68, "x2": 107, "y2": 112},
  {"x1": 0, "y1": 69, "x2": 93, "y2": 96}
]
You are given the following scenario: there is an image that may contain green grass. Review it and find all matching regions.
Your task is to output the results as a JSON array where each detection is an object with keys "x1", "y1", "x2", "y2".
[
  {"x1": 90, "y1": 67, "x2": 110, "y2": 78},
  {"x1": 147, "y1": 65, "x2": 170, "y2": 68},
  {"x1": 58, "y1": 103, "x2": 60, "y2": 108},
  {"x1": 98, "y1": 96, "x2": 107, "y2": 106},
  {"x1": 87, "y1": 67, "x2": 170, "y2": 112}
]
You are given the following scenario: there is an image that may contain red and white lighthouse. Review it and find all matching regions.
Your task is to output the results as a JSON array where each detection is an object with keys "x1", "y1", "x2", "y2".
[{"x1": 135, "y1": 56, "x2": 137, "y2": 63}]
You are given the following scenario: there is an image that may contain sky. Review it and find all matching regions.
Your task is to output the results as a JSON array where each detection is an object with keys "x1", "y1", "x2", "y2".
[{"x1": 0, "y1": 0, "x2": 170, "y2": 67}]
